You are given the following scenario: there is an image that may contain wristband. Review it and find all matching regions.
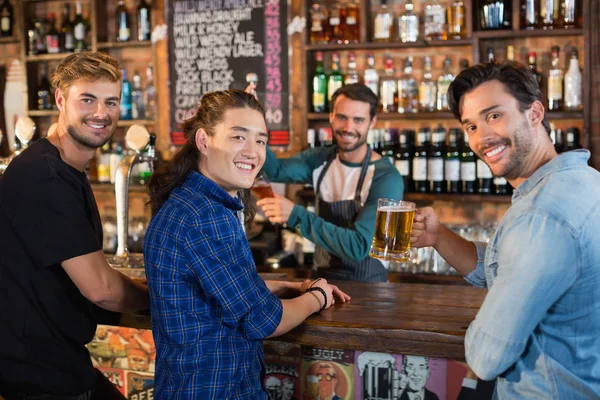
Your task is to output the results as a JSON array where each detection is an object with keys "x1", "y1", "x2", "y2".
[{"x1": 306, "y1": 287, "x2": 327, "y2": 312}]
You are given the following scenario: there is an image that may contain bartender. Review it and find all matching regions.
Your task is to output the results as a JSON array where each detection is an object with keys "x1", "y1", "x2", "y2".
[{"x1": 257, "y1": 84, "x2": 404, "y2": 282}]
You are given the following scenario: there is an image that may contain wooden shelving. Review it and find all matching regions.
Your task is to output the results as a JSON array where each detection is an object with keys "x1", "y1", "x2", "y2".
[
  {"x1": 25, "y1": 53, "x2": 71, "y2": 62},
  {"x1": 305, "y1": 39, "x2": 472, "y2": 52},
  {"x1": 473, "y1": 28, "x2": 584, "y2": 40},
  {"x1": 117, "y1": 120, "x2": 156, "y2": 127},
  {"x1": 307, "y1": 112, "x2": 456, "y2": 121},
  {"x1": 97, "y1": 40, "x2": 152, "y2": 50},
  {"x1": 0, "y1": 37, "x2": 19, "y2": 44},
  {"x1": 28, "y1": 110, "x2": 59, "y2": 117}
]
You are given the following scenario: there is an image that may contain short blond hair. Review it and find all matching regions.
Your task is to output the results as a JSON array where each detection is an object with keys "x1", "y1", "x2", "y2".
[{"x1": 51, "y1": 51, "x2": 121, "y2": 97}]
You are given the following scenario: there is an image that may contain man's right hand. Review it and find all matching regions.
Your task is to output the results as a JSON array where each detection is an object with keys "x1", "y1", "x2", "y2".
[{"x1": 411, "y1": 206, "x2": 441, "y2": 248}]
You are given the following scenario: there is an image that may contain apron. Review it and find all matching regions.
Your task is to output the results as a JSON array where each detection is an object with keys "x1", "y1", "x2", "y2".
[{"x1": 313, "y1": 146, "x2": 388, "y2": 282}]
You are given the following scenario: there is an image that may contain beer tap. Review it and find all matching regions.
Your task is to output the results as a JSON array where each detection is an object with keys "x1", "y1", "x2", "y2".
[
  {"x1": 0, "y1": 117, "x2": 36, "y2": 176},
  {"x1": 107, "y1": 124, "x2": 156, "y2": 268}
]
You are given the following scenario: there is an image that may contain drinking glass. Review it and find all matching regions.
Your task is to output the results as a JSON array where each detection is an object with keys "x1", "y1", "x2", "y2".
[
  {"x1": 369, "y1": 198, "x2": 416, "y2": 262},
  {"x1": 251, "y1": 171, "x2": 275, "y2": 199}
]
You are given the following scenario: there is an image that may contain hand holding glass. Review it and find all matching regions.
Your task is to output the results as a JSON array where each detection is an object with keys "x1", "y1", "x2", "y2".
[
  {"x1": 251, "y1": 171, "x2": 275, "y2": 199},
  {"x1": 369, "y1": 199, "x2": 416, "y2": 262}
]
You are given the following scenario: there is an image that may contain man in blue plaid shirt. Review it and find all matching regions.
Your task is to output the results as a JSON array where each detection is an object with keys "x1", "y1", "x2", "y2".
[{"x1": 144, "y1": 90, "x2": 350, "y2": 399}]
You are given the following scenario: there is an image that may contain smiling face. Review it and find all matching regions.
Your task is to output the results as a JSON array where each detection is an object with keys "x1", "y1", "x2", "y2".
[
  {"x1": 197, "y1": 107, "x2": 268, "y2": 196},
  {"x1": 460, "y1": 80, "x2": 537, "y2": 180},
  {"x1": 404, "y1": 355, "x2": 429, "y2": 392},
  {"x1": 329, "y1": 95, "x2": 375, "y2": 155},
  {"x1": 56, "y1": 79, "x2": 121, "y2": 149}
]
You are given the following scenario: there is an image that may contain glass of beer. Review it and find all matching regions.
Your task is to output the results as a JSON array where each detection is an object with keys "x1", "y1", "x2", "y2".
[
  {"x1": 369, "y1": 198, "x2": 416, "y2": 262},
  {"x1": 251, "y1": 171, "x2": 275, "y2": 199}
]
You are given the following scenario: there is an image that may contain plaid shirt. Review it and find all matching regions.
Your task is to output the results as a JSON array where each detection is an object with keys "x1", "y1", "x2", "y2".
[{"x1": 144, "y1": 171, "x2": 283, "y2": 399}]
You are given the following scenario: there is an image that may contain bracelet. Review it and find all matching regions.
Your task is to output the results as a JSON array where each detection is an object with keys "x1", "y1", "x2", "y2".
[{"x1": 305, "y1": 287, "x2": 327, "y2": 312}]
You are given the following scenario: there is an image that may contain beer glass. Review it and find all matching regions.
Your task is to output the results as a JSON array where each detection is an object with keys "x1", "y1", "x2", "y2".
[
  {"x1": 251, "y1": 171, "x2": 275, "y2": 199},
  {"x1": 369, "y1": 198, "x2": 416, "y2": 262}
]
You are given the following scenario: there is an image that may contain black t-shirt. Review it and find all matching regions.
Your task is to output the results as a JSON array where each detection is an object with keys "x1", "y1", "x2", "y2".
[{"x1": 0, "y1": 139, "x2": 104, "y2": 395}]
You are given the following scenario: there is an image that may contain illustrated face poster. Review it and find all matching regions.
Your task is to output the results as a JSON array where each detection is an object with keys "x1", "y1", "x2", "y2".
[
  {"x1": 301, "y1": 346, "x2": 355, "y2": 400},
  {"x1": 263, "y1": 340, "x2": 302, "y2": 400}
]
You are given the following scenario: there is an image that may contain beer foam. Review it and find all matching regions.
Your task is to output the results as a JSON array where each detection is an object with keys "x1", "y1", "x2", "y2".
[{"x1": 378, "y1": 205, "x2": 414, "y2": 212}]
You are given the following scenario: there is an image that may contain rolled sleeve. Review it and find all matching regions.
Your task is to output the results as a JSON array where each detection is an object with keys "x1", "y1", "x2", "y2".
[{"x1": 464, "y1": 241, "x2": 488, "y2": 288}]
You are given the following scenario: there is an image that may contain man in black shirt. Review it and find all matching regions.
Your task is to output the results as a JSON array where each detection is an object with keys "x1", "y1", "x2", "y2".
[{"x1": 0, "y1": 52, "x2": 149, "y2": 399}]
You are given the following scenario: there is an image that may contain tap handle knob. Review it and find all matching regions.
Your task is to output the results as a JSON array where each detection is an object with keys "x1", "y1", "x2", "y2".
[{"x1": 149, "y1": 132, "x2": 156, "y2": 147}]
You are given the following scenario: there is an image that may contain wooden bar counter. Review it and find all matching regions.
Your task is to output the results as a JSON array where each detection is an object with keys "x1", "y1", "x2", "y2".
[{"x1": 119, "y1": 281, "x2": 486, "y2": 361}]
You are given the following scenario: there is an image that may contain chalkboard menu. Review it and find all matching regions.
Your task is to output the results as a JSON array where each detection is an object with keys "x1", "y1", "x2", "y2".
[{"x1": 167, "y1": 0, "x2": 290, "y2": 146}]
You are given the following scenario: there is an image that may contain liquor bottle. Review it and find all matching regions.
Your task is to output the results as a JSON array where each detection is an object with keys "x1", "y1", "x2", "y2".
[
  {"x1": 528, "y1": 52, "x2": 543, "y2": 92},
  {"x1": 120, "y1": 69, "x2": 133, "y2": 120},
  {"x1": 116, "y1": 0, "x2": 131, "y2": 42},
  {"x1": 137, "y1": 0, "x2": 152, "y2": 41},
  {"x1": 397, "y1": 0, "x2": 419, "y2": 43},
  {"x1": 73, "y1": 2, "x2": 87, "y2": 52},
  {"x1": 144, "y1": 64, "x2": 156, "y2": 120},
  {"x1": 540, "y1": 0, "x2": 559, "y2": 29},
  {"x1": 96, "y1": 142, "x2": 112, "y2": 183},
  {"x1": 460, "y1": 133, "x2": 477, "y2": 193},
  {"x1": 436, "y1": 57, "x2": 454, "y2": 111},
  {"x1": 459, "y1": 58, "x2": 469, "y2": 71},
  {"x1": 45, "y1": 14, "x2": 61, "y2": 54},
  {"x1": 61, "y1": 4, "x2": 75, "y2": 52},
  {"x1": 381, "y1": 129, "x2": 396, "y2": 165},
  {"x1": 309, "y1": 3, "x2": 330, "y2": 44},
  {"x1": 419, "y1": 56, "x2": 437, "y2": 113},
  {"x1": 494, "y1": 177, "x2": 510, "y2": 195},
  {"x1": 0, "y1": 0, "x2": 13, "y2": 38},
  {"x1": 481, "y1": 0, "x2": 510, "y2": 29},
  {"x1": 395, "y1": 130, "x2": 413, "y2": 193},
  {"x1": 413, "y1": 128, "x2": 430, "y2": 192},
  {"x1": 564, "y1": 47, "x2": 582, "y2": 110},
  {"x1": 373, "y1": 0, "x2": 393, "y2": 42},
  {"x1": 520, "y1": 0, "x2": 537, "y2": 30},
  {"x1": 327, "y1": 53, "x2": 343, "y2": 108},
  {"x1": 554, "y1": 126, "x2": 565, "y2": 153},
  {"x1": 37, "y1": 65, "x2": 53, "y2": 111},
  {"x1": 547, "y1": 46, "x2": 563, "y2": 111},
  {"x1": 487, "y1": 47, "x2": 495, "y2": 62},
  {"x1": 477, "y1": 159, "x2": 493, "y2": 194},
  {"x1": 312, "y1": 52, "x2": 327, "y2": 112},
  {"x1": 380, "y1": 56, "x2": 397, "y2": 113},
  {"x1": 307, "y1": 128, "x2": 316, "y2": 149},
  {"x1": 506, "y1": 45, "x2": 515, "y2": 61},
  {"x1": 131, "y1": 71, "x2": 144, "y2": 120},
  {"x1": 563, "y1": 127, "x2": 580, "y2": 151},
  {"x1": 344, "y1": 52, "x2": 360, "y2": 84},
  {"x1": 561, "y1": 0, "x2": 578, "y2": 29},
  {"x1": 447, "y1": 0, "x2": 465, "y2": 40},
  {"x1": 33, "y1": 20, "x2": 47, "y2": 54},
  {"x1": 445, "y1": 128, "x2": 461, "y2": 193},
  {"x1": 424, "y1": 0, "x2": 447, "y2": 41},
  {"x1": 428, "y1": 125, "x2": 446, "y2": 193},
  {"x1": 342, "y1": 0, "x2": 360, "y2": 44},
  {"x1": 398, "y1": 56, "x2": 417, "y2": 114},
  {"x1": 364, "y1": 53, "x2": 379, "y2": 97},
  {"x1": 328, "y1": 1, "x2": 343, "y2": 44}
]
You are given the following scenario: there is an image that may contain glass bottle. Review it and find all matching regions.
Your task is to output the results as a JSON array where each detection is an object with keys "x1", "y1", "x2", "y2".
[
  {"x1": 487, "y1": 47, "x2": 496, "y2": 62},
  {"x1": 477, "y1": 158, "x2": 493, "y2": 194},
  {"x1": 419, "y1": 56, "x2": 437, "y2": 113},
  {"x1": 45, "y1": 14, "x2": 61, "y2": 54},
  {"x1": 397, "y1": 0, "x2": 419, "y2": 43},
  {"x1": 520, "y1": 0, "x2": 538, "y2": 30},
  {"x1": 447, "y1": 0, "x2": 466, "y2": 40},
  {"x1": 309, "y1": 3, "x2": 330, "y2": 44},
  {"x1": 344, "y1": 52, "x2": 360, "y2": 84},
  {"x1": 343, "y1": 0, "x2": 360, "y2": 43},
  {"x1": 116, "y1": 0, "x2": 131, "y2": 42},
  {"x1": 540, "y1": 0, "x2": 559, "y2": 29},
  {"x1": 563, "y1": 127, "x2": 580, "y2": 151},
  {"x1": 120, "y1": 69, "x2": 133, "y2": 120},
  {"x1": 494, "y1": 177, "x2": 510, "y2": 195},
  {"x1": 144, "y1": 65, "x2": 156, "y2": 120},
  {"x1": 547, "y1": 46, "x2": 563, "y2": 111},
  {"x1": 364, "y1": 53, "x2": 379, "y2": 97},
  {"x1": 138, "y1": 0, "x2": 152, "y2": 41},
  {"x1": 327, "y1": 53, "x2": 344, "y2": 107},
  {"x1": 373, "y1": 0, "x2": 393, "y2": 42},
  {"x1": 131, "y1": 71, "x2": 145, "y2": 120},
  {"x1": 445, "y1": 128, "x2": 461, "y2": 193},
  {"x1": 398, "y1": 56, "x2": 417, "y2": 114},
  {"x1": 37, "y1": 65, "x2": 53, "y2": 111},
  {"x1": 460, "y1": 133, "x2": 477, "y2": 193},
  {"x1": 61, "y1": 4, "x2": 75, "y2": 52},
  {"x1": 380, "y1": 56, "x2": 398, "y2": 113},
  {"x1": 0, "y1": 0, "x2": 12, "y2": 38},
  {"x1": 424, "y1": 0, "x2": 447, "y2": 41},
  {"x1": 506, "y1": 45, "x2": 515, "y2": 61},
  {"x1": 428, "y1": 125, "x2": 446, "y2": 193},
  {"x1": 413, "y1": 128, "x2": 430, "y2": 193},
  {"x1": 528, "y1": 51, "x2": 544, "y2": 93},
  {"x1": 381, "y1": 129, "x2": 396, "y2": 165},
  {"x1": 328, "y1": 1, "x2": 343, "y2": 44},
  {"x1": 561, "y1": 0, "x2": 578, "y2": 29},
  {"x1": 312, "y1": 51, "x2": 328, "y2": 113},
  {"x1": 459, "y1": 58, "x2": 469, "y2": 71},
  {"x1": 395, "y1": 130, "x2": 413, "y2": 193},
  {"x1": 564, "y1": 47, "x2": 582, "y2": 110},
  {"x1": 436, "y1": 57, "x2": 454, "y2": 111},
  {"x1": 73, "y1": 2, "x2": 87, "y2": 52}
]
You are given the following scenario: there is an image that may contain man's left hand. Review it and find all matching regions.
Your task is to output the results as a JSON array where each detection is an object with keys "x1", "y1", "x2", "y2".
[{"x1": 257, "y1": 194, "x2": 295, "y2": 225}]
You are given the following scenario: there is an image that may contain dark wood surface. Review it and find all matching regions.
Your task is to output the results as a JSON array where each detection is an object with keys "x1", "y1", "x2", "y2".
[{"x1": 119, "y1": 282, "x2": 486, "y2": 361}]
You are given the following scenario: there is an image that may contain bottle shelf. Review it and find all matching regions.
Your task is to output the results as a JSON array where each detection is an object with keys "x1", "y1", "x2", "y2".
[
  {"x1": 0, "y1": 37, "x2": 19, "y2": 44},
  {"x1": 117, "y1": 119, "x2": 156, "y2": 127},
  {"x1": 546, "y1": 111, "x2": 584, "y2": 119},
  {"x1": 25, "y1": 53, "x2": 72, "y2": 62},
  {"x1": 28, "y1": 109, "x2": 59, "y2": 117},
  {"x1": 308, "y1": 112, "x2": 456, "y2": 121},
  {"x1": 296, "y1": 188, "x2": 512, "y2": 203},
  {"x1": 305, "y1": 39, "x2": 473, "y2": 52},
  {"x1": 97, "y1": 40, "x2": 152, "y2": 50},
  {"x1": 472, "y1": 28, "x2": 583, "y2": 40}
]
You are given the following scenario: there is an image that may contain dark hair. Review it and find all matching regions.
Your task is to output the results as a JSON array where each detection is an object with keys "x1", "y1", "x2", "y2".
[
  {"x1": 447, "y1": 61, "x2": 551, "y2": 134},
  {"x1": 330, "y1": 83, "x2": 379, "y2": 120},
  {"x1": 148, "y1": 89, "x2": 265, "y2": 225}
]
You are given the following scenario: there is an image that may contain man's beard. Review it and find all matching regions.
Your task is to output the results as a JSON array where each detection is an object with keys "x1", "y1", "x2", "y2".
[
  {"x1": 67, "y1": 120, "x2": 112, "y2": 149},
  {"x1": 481, "y1": 118, "x2": 533, "y2": 179},
  {"x1": 334, "y1": 129, "x2": 368, "y2": 152}
]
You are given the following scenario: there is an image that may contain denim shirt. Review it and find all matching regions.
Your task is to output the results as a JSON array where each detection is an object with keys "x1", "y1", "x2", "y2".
[{"x1": 464, "y1": 150, "x2": 600, "y2": 399}]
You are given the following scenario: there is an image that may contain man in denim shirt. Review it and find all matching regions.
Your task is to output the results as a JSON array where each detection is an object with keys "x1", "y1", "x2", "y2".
[{"x1": 411, "y1": 61, "x2": 600, "y2": 399}]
